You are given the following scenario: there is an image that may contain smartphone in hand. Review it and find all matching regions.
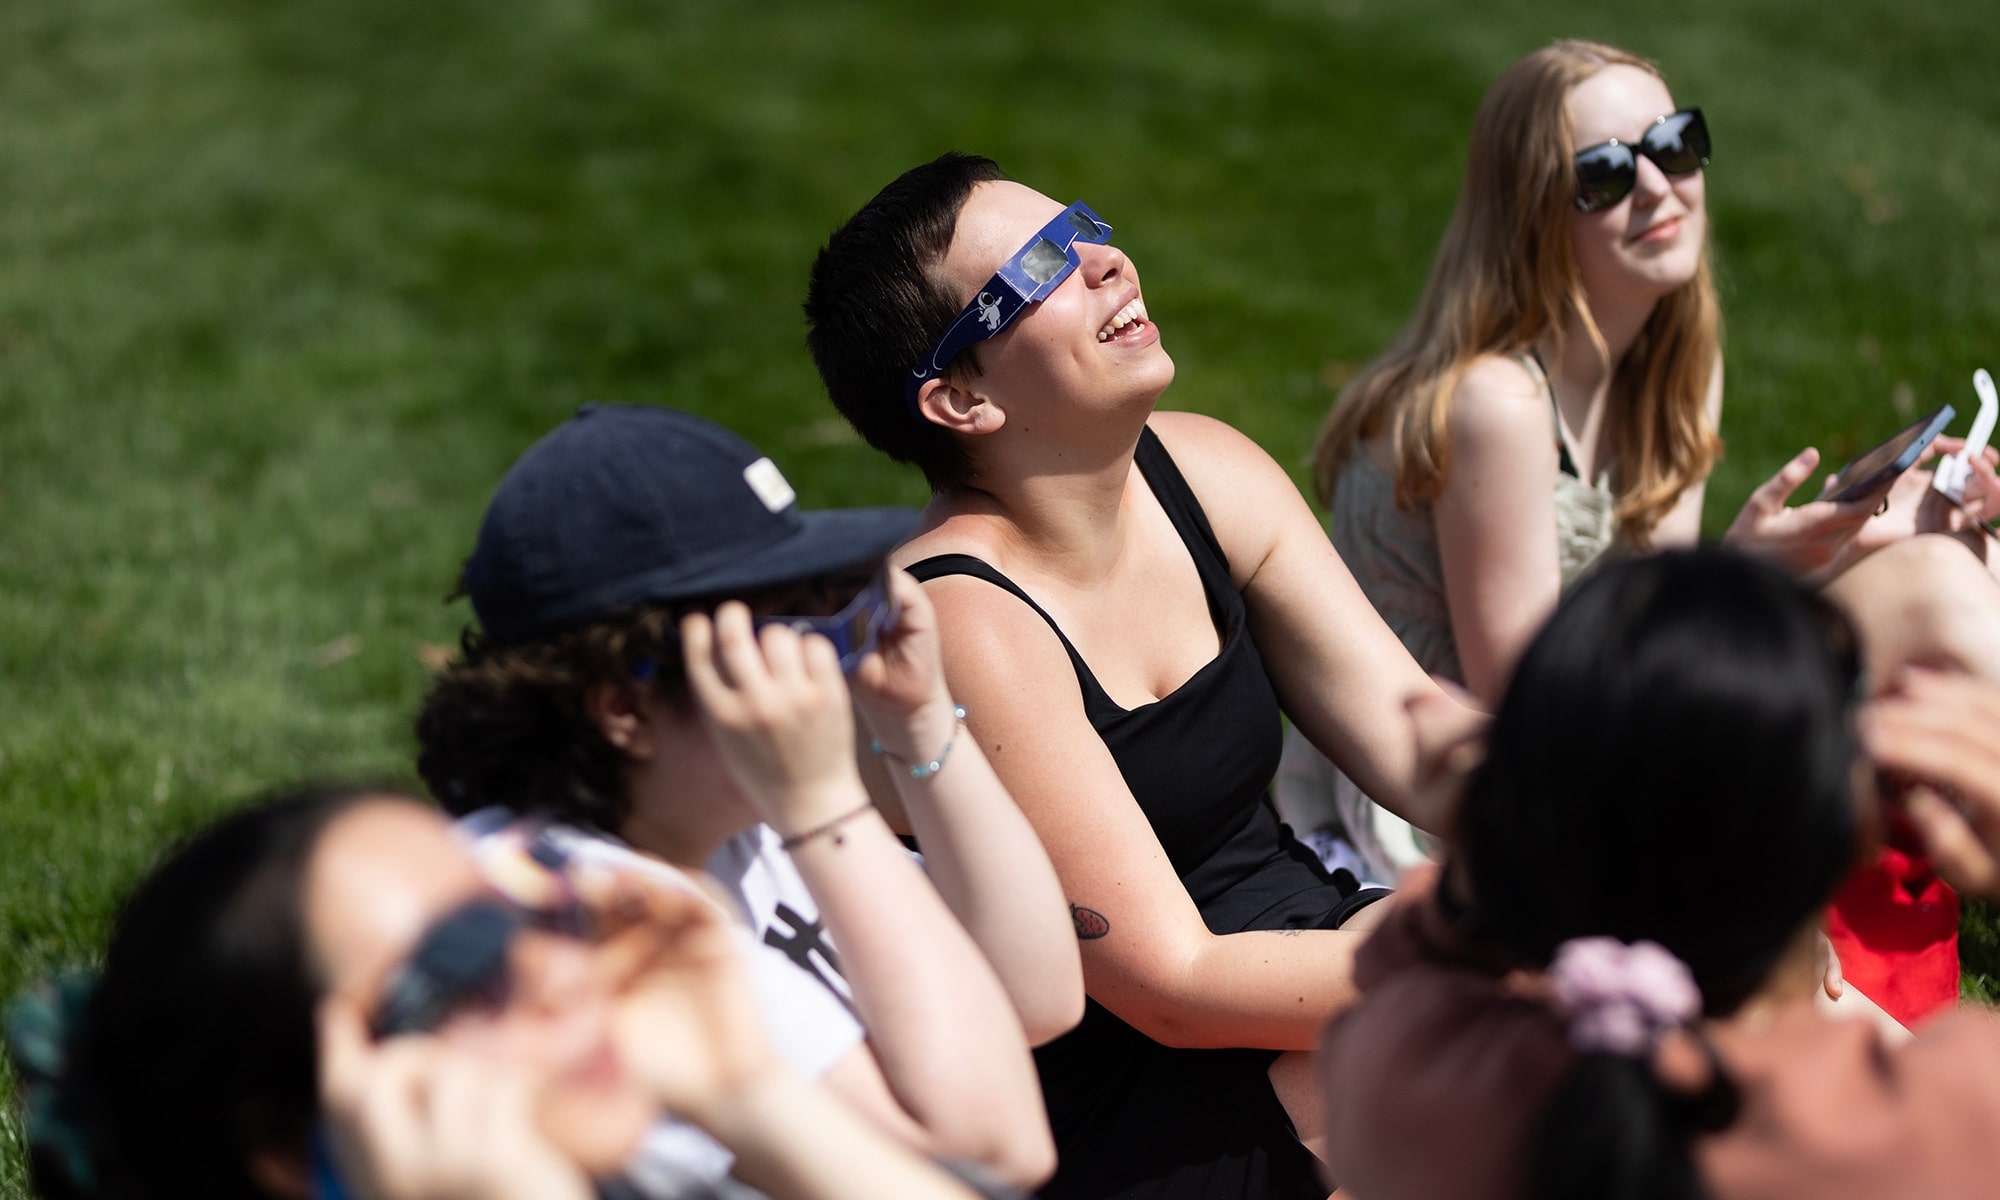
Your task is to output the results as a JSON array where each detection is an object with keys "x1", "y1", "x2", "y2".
[{"x1": 1824, "y1": 405, "x2": 1956, "y2": 504}]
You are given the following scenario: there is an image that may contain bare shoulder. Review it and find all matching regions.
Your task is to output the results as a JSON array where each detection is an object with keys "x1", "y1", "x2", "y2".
[
  {"x1": 1147, "y1": 410, "x2": 1287, "y2": 488},
  {"x1": 1146, "y1": 410, "x2": 1299, "y2": 517},
  {"x1": 910, "y1": 566, "x2": 1076, "y2": 693},
  {"x1": 1445, "y1": 355, "x2": 1554, "y2": 453},
  {"x1": 1146, "y1": 411, "x2": 1310, "y2": 582}
]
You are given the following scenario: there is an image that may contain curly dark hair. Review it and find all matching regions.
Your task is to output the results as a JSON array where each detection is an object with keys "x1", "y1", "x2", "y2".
[
  {"x1": 415, "y1": 607, "x2": 685, "y2": 833},
  {"x1": 415, "y1": 567, "x2": 878, "y2": 835}
]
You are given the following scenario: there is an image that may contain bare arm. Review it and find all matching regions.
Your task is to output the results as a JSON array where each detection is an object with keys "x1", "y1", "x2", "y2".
[
  {"x1": 1430, "y1": 358, "x2": 1568, "y2": 704},
  {"x1": 706, "y1": 1071, "x2": 1005, "y2": 1200},
  {"x1": 1152, "y1": 412, "x2": 1484, "y2": 834},
  {"x1": 851, "y1": 570, "x2": 1085, "y2": 1046},
  {"x1": 682, "y1": 607, "x2": 1053, "y2": 1185},
  {"x1": 925, "y1": 573, "x2": 1371, "y2": 1052}
]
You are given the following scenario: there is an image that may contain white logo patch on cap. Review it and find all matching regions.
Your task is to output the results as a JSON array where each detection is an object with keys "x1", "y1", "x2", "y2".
[{"x1": 742, "y1": 458, "x2": 796, "y2": 513}]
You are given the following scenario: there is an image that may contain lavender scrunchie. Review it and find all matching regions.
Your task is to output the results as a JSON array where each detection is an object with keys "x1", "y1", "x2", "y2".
[{"x1": 1549, "y1": 937, "x2": 1701, "y2": 1056}]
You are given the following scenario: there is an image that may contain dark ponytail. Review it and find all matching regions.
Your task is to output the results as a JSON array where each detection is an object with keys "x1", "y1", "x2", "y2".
[
  {"x1": 7, "y1": 784, "x2": 403, "y2": 1200},
  {"x1": 1530, "y1": 1048, "x2": 1740, "y2": 1200},
  {"x1": 1456, "y1": 548, "x2": 1864, "y2": 1199}
]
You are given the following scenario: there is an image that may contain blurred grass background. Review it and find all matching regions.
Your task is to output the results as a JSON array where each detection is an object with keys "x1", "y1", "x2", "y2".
[{"x1": 4, "y1": 0, "x2": 1999, "y2": 1190}]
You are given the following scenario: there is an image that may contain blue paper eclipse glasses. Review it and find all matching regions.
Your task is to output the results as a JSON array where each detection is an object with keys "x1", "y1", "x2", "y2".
[
  {"x1": 766, "y1": 565, "x2": 899, "y2": 673},
  {"x1": 630, "y1": 566, "x2": 900, "y2": 680},
  {"x1": 905, "y1": 200, "x2": 1113, "y2": 415}
]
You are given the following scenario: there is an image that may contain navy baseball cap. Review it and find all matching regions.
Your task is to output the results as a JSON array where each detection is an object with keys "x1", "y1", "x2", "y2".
[{"x1": 463, "y1": 405, "x2": 919, "y2": 643}]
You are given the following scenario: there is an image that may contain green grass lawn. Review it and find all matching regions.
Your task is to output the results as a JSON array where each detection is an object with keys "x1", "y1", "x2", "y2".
[{"x1": 4, "y1": 0, "x2": 1998, "y2": 1191}]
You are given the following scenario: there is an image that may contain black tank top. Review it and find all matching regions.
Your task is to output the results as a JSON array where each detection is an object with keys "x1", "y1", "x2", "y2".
[{"x1": 910, "y1": 426, "x2": 1374, "y2": 1200}]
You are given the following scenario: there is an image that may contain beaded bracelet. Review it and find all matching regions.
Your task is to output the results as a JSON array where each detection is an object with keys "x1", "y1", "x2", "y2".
[
  {"x1": 871, "y1": 704, "x2": 968, "y2": 780},
  {"x1": 777, "y1": 799, "x2": 876, "y2": 851}
]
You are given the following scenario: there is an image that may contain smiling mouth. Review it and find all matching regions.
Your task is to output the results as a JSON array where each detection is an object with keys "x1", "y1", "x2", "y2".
[
  {"x1": 1630, "y1": 217, "x2": 1682, "y2": 244},
  {"x1": 1097, "y1": 297, "x2": 1150, "y2": 343}
]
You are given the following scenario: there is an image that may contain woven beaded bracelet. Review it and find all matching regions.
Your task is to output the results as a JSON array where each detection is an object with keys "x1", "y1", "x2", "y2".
[{"x1": 871, "y1": 704, "x2": 969, "y2": 780}]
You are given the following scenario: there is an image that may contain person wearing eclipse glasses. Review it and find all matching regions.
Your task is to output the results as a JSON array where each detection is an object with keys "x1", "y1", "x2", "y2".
[
  {"x1": 1287, "y1": 38, "x2": 2000, "y2": 1026},
  {"x1": 411, "y1": 405, "x2": 1077, "y2": 1192},
  {"x1": 3, "y1": 783, "x2": 1029, "y2": 1200},
  {"x1": 802, "y1": 156, "x2": 1493, "y2": 1198}
]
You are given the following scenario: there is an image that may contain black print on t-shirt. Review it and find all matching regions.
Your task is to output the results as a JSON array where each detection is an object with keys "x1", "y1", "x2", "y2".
[{"x1": 764, "y1": 903, "x2": 855, "y2": 1014}]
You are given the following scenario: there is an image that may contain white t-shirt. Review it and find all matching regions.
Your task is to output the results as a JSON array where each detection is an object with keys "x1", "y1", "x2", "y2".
[{"x1": 454, "y1": 811, "x2": 864, "y2": 1193}]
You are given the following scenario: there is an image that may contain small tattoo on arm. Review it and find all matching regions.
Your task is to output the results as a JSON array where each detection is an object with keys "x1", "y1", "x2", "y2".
[
  {"x1": 1070, "y1": 904, "x2": 1110, "y2": 940},
  {"x1": 1272, "y1": 928, "x2": 1304, "y2": 937}
]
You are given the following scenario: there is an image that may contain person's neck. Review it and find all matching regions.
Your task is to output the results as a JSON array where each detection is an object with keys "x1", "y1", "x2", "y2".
[
  {"x1": 617, "y1": 793, "x2": 755, "y2": 874},
  {"x1": 1544, "y1": 289, "x2": 1658, "y2": 395},
  {"x1": 944, "y1": 418, "x2": 1148, "y2": 583}
]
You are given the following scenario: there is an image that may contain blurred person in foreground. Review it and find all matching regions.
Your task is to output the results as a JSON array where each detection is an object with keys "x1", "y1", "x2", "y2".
[
  {"x1": 1321, "y1": 547, "x2": 2000, "y2": 1200},
  {"x1": 4, "y1": 784, "x2": 1017, "y2": 1200}
]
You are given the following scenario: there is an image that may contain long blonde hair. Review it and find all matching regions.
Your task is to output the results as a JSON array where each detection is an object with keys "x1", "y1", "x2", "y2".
[{"x1": 1312, "y1": 39, "x2": 1721, "y2": 547}]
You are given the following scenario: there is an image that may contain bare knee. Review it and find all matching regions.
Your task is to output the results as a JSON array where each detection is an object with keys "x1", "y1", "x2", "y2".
[{"x1": 1827, "y1": 534, "x2": 2000, "y2": 685}]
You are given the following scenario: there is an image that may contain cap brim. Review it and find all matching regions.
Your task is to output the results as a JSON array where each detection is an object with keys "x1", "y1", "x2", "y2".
[{"x1": 521, "y1": 505, "x2": 922, "y2": 637}]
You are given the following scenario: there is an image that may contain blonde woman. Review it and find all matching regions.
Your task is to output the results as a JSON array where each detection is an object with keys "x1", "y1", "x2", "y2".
[{"x1": 1281, "y1": 38, "x2": 2000, "y2": 888}]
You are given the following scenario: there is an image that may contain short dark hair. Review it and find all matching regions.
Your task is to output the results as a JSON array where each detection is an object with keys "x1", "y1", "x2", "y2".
[
  {"x1": 21, "y1": 784, "x2": 398, "y2": 1200},
  {"x1": 1455, "y1": 547, "x2": 1864, "y2": 1200},
  {"x1": 804, "y1": 152, "x2": 1004, "y2": 492},
  {"x1": 416, "y1": 566, "x2": 876, "y2": 834}
]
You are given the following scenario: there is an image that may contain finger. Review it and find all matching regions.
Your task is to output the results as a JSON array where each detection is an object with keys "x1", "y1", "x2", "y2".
[
  {"x1": 1865, "y1": 693, "x2": 2000, "y2": 789},
  {"x1": 317, "y1": 995, "x2": 372, "y2": 1106},
  {"x1": 799, "y1": 628, "x2": 848, "y2": 690},
  {"x1": 1792, "y1": 497, "x2": 1878, "y2": 535},
  {"x1": 711, "y1": 601, "x2": 775, "y2": 697},
  {"x1": 755, "y1": 618, "x2": 809, "y2": 687},
  {"x1": 1754, "y1": 447, "x2": 1821, "y2": 509},
  {"x1": 351, "y1": 1039, "x2": 442, "y2": 1182},
  {"x1": 882, "y1": 568, "x2": 932, "y2": 638},
  {"x1": 680, "y1": 612, "x2": 733, "y2": 712},
  {"x1": 428, "y1": 1053, "x2": 489, "y2": 1160},
  {"x1": 1818, "y1": 932, "x2": 1844, "y2": 999},
  {"x1": 1905, "y1": 789, "x2": 2000, "y2": 896}
]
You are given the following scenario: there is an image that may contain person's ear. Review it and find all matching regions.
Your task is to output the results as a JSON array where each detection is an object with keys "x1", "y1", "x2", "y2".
[
  {"x1": 585, "y1": 682, "x2": 661, "y2": 762},
  {"x1": 916, "y1": 376, "x2": 1006, "y2": 438}
]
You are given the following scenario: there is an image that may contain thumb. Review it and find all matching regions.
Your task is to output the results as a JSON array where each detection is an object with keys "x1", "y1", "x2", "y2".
[
  {"x1": 1754, "y1": 447, "x2": 1821, "y2": 508},
  {"x1": 316, "y1": 995, "x2": 371, "y2": 1104}
]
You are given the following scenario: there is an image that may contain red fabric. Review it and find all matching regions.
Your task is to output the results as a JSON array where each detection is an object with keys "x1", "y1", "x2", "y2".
[{"x1": 1825, "y1": 823, "x2": 1959, "y2": 1027}]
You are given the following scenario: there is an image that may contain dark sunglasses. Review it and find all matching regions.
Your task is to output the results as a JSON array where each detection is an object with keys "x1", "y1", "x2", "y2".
[
  {"x1": 1572, "y1": 108, "x2": 1710, "y2": 214},
  {"x1": 370, "y1": 899, "x2": 528, "y2": 1039},
  {"x1": 760, "y1": 564, "x2": 900, "y2": 673},
  {"x1": 905, "y1": 200, "x2": 1113, "y2": 416},
  {"x1": 370, "y1": 829, "x2": 590, "y2": 1039}
]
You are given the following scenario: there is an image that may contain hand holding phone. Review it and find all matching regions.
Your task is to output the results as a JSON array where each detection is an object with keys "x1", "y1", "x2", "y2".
[{"x1": 1823, "y1": 405, "x2": 1956, "y2": 504}]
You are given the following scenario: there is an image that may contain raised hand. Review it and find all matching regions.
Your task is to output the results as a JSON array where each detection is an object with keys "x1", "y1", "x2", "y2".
[
  {"x1": 1723, "y1": 447, "x2": 1878, "y2": 578},
  {"x1": 681, "y1": 602, "x2": 867, "y2": 832},
  {"x1": 317, "y1": 997, "x2": 593, "y2": 1200},
  {"x1": 846, "y1": 570, "x2": 963, "y2": 764},
  {"x1": 1862, "y1": 668, "x2": 2000, "y2": 899},
  {"x1": 586, "y1": 870, "x2": 782, "y2": 1127},
  {"x1": 1849, "y1": 437, "x2": 2000, "y2": 551}
]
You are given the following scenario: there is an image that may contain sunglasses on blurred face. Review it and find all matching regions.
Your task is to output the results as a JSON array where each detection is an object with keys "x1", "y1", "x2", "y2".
[
  {"x1": 1572, "y1": 108, "x2": 1711, "y2": 214},
  {"x1": 905, "y1": 200, "x2": 1113, "y2": 416},
  {"x1": 370, "y1": 829, "x2": 588, "y2": 1040}
]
